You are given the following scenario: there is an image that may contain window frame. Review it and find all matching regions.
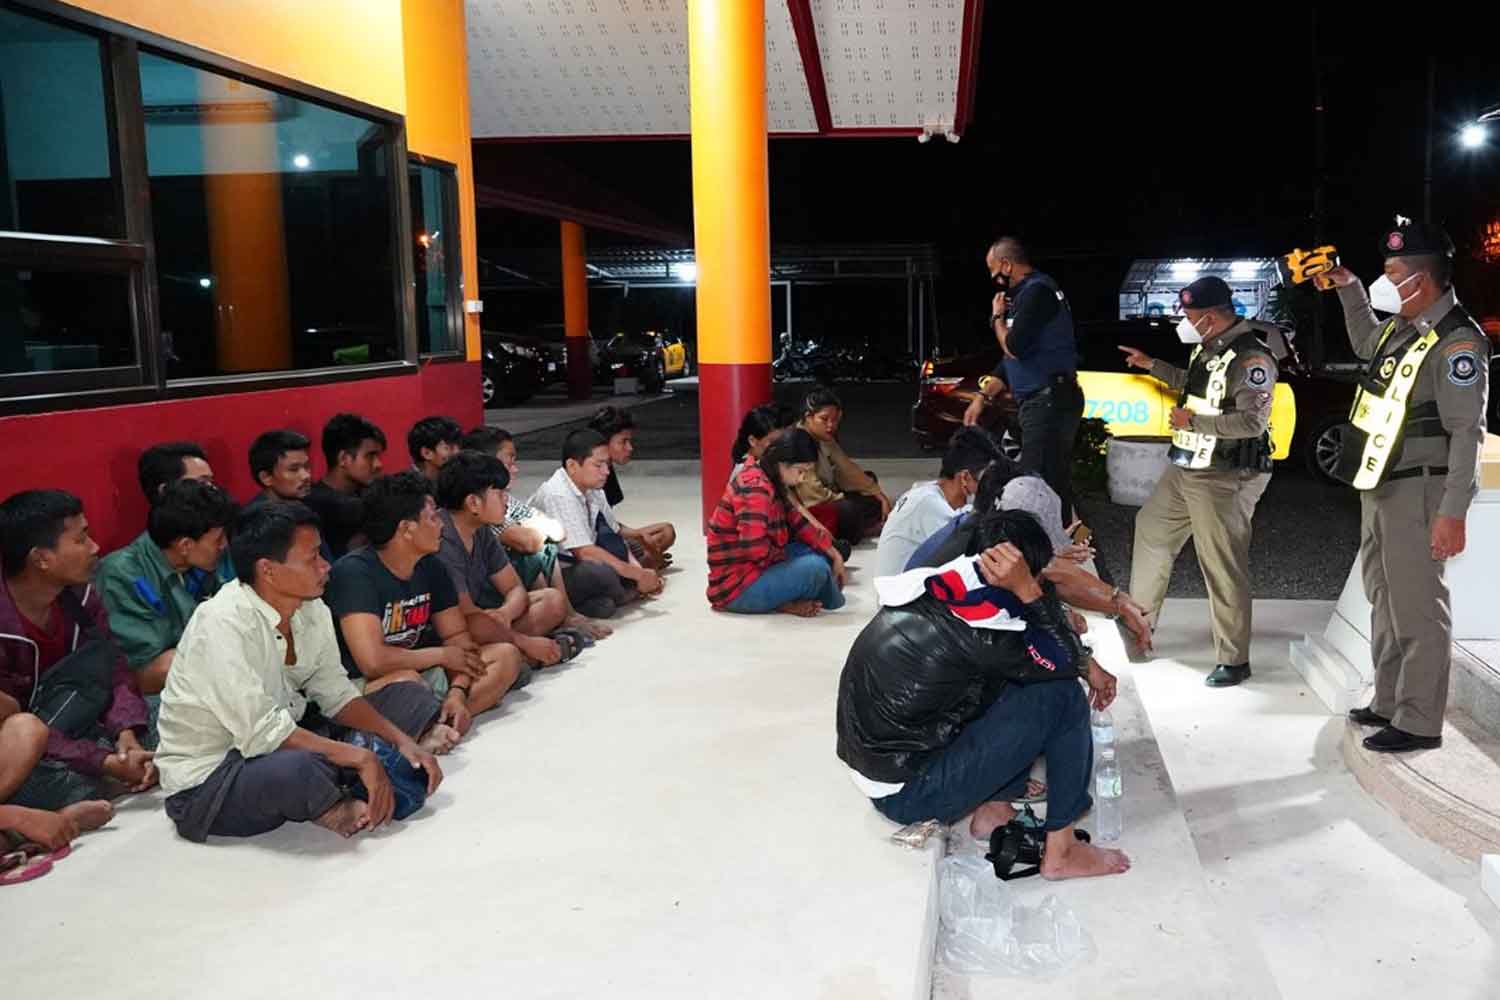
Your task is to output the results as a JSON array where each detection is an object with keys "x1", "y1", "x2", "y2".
[
  {"x1": 409, "y1": 153, "x2": 465, "y2": 362},
  {"x1": 0, "y1": 0, "x2": 422, "y2": 415}
]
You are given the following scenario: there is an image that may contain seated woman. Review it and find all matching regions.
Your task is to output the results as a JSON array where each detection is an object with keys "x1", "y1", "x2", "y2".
[
  {"x1": 836, "y1": 509, "x2": 1131, "y2": 880},
  {"x1": 795, "y1": 389, "x2": 891, "y2": 546},
  {"x1": 707, "y1": 429, "x2": 847, "y2": 617},
  {"x1": 910, "y1": 461, "x2": 1154, "y2": 654},
  {"x1": 729, "y1": 402, "x2": 799, "y2": 482}
]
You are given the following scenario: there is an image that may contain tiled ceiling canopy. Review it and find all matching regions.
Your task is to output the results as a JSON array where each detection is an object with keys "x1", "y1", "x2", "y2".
[{"x1": 465, "y1": 0, "x2": 982, "y2": 140}]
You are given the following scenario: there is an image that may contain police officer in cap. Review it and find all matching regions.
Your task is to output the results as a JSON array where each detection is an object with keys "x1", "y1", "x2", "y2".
[
  {"x1": 963, "y1": 237, "x2": 1085, "y2": 524},
  {"x1": 1118, "y1": 275, "x2": 1277, "y2": 687},
  {"x1": 1321, "y1": 220, "x2": 1490, "y2": 753}
]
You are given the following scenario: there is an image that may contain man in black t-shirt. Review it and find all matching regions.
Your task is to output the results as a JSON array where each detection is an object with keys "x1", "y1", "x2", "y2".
[
  {"x1": 324, "y1": 473, "x2": 526, "y2": 740},
  {"x1": 306, "y1": 413, "x2": 387, "y2": 559}
]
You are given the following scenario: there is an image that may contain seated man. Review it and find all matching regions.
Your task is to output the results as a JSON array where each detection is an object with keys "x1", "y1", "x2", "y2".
[
  {"x1": 875, "y1": 426, "x2": 999, "y2": 578},
  {"x1": 2, "y1": 699, "x2": 113, "y2": 857},
  {"x1": 306, "y1": 413, "x2": 387, "y2": 559},
  {"x1": 154, "y1": 503, "x2": 443, "y2": 842},
  {"x1": 588, "y1": 406, "x2": 676, "y2": 570},
  {"x1": 462, "y1": 427, "x2": 611, "y2": 640},
  {"x1": 138, "y1": 441, "x2": 216, "y2": 504},
  {"x1": 325, "y1": 472, "x2": 525, "y2": 739},
  {"x1": 408, "y1": 416, "x2": 464, "y2": 484},
  {"x1": 837, "y1": 510, "x2": 1130, "y2": 880},
  {"x1": 910, "y1": 462, "x2": 1153, "y2": 654},
  {"x1": 98, "y1": 479, "x2": 238, "y2": 699},
  {"x1": 530, "y1": 430, "x2": 664, "y2": 619},
  {"x1": 0, "y1": 491, "x2": 155, "y2": 811},
  {"x1": 244, "y1": 430, "x2": 315, "y2": 513},
  {"x1": 436, "y1": 452, "x2": 569, "y2": 666}
]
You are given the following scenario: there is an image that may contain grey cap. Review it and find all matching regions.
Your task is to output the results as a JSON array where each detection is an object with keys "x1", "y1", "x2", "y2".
[{"x1": 1001, "y1": 475, "x2": 1072, "y2": 555}]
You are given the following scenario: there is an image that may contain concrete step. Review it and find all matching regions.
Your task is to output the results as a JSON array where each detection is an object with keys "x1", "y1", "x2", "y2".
[
  {"x1": 1342, "y1": 712, "x2": 1500, "y2": 861},
  {"x1": 1288, "y1": 632, "x2": 1366, "y2": 715},
  {"x1": 1453, "y1": 640, "x2": 1500, "y2": 739},
  {"x1": 933, "y1": 632, "x2": 1279, "y2": 999},
  {"x1": 1484, "y1": 855, "x2": 1500, "y2": 912}
]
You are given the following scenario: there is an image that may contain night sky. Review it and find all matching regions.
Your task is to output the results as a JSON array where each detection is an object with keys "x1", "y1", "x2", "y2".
[{"x1": 475, "y1": 13, "x2": 1500, "y2": 344}]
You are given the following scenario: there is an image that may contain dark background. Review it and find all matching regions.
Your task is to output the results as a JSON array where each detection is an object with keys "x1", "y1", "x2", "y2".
[{"x1": 474, "y1": 14, "x2": 1500, "y2": 358}]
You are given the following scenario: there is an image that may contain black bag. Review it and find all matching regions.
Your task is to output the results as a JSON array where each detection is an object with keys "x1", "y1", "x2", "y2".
[
  {"x1": 28, "y1": 591, "x2": 117, "y2": 738},
  {"x1": 985, "y1": 810, "x2": 1091, "y2": 881}
]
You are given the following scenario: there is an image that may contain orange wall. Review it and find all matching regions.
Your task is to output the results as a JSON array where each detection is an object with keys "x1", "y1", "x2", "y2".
[
  {"x1": 401, "y1": 0, "x2": 482, "y2": 361},
  {"x1": 61, "y1": 0, "x2": 408, "y2": 113}
]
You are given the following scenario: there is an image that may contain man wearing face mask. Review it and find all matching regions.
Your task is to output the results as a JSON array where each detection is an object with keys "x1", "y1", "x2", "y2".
[
  {"x1": 962, "y1": 237, "x2": 1084, "y2": 525},
  {"x1": 1117, "y1": 276, "x2": 1277, "y2": 688},
  {"x1": 1320, "y1": 221, "x2": 1490, "y2": 753}
]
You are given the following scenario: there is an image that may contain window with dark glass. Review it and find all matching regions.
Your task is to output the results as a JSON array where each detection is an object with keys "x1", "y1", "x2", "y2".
[
  {"x1": 0, "y1": 5, "x2": 137, "y2": 382},
  {"x1": 410, "y1": 159, "x2": 462, "y2": 356},
  {"x1": 138, "y1": 50, "x2": 402, "y2": 380}
]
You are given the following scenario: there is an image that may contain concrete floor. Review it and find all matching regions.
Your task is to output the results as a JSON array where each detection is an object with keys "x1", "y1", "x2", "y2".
[{"x1": 10, "y1": 465, "x2": 1499, "y2": 999}]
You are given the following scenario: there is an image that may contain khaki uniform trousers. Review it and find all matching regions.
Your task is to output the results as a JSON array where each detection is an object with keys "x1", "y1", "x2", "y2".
[
  {"x1": 1361, "y1": 474, "x2": 1452, "y2": 738},
  {"x1": 1129, "y1": 464, "x2": 1271, "y2": 665}
]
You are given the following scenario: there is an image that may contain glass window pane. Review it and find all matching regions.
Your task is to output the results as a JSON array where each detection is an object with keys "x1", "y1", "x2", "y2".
[
  {"x1": 0, "y1": 265, "x2": 134, "y2": 374},
  {"x1": 139, "y1": 51, "x2": 401, "y2": 379},
  {"x1": 411, "y1": 162, "x2": 458, "y2": 355},
  {"x1": 0, "y1": 7, "x2": 122, "y2": 237}
]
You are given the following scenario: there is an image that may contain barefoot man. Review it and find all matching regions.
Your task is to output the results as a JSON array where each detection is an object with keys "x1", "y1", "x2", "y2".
[
  {"x1": 837, "y1": 509, "x2": 1131, "y2": 880},
  {"x1": 154, "y1": 503, "x2": 444, "y2": 843}
]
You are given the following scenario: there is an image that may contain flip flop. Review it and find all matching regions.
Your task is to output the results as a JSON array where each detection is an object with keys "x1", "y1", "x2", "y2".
[
  {"x1": 553, "y1": 625, "x2": 595, "y2": 651},
  {"x1": 548, "y1": 631, "x2": 582, "y2": 664},
  {"x1": 1, "y1": 852, "x2": 53, "y2": 887}
]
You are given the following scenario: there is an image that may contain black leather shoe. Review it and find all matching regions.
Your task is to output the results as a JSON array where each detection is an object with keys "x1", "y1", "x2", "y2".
[
  {"x1": 1363, "y1": 726, "x2": 1442, "y2": 753},
  {"x1": 1205, "y1": 663, "x2": 1251, "y2": 687},
  {"x1": 1348, "y1": 706, "x2": 1392, "y2": 728}
]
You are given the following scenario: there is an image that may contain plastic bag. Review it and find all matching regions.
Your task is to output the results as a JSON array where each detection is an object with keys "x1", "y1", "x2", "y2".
[{"x1": 935, "y1": 853, "x2": 1096, "y2": 978}]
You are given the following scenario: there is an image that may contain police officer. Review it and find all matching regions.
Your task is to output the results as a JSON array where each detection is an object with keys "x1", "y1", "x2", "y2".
[
  {"x1": 1322, "y1": 221, "x2": 1490, "y2": 753},
  {"x1": 963, "y1": 237, "x2": 1085, "y2": 524},
  {"x1": 1118, "y1": 276, "x2": 1277, "y2": 687}
]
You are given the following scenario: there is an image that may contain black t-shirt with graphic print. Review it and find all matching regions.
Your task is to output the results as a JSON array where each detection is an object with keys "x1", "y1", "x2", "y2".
[{"x1": 324, "y1": 547, "x2": 459, "y2": 679}]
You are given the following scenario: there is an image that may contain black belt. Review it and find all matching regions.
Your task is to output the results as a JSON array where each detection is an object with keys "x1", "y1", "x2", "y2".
[{"x1": 1385, "y1": 465, "x2": 1448, "y2": 482}]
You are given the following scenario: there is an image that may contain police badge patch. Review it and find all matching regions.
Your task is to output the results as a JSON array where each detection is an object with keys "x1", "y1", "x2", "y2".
[
  {"x1": 1379, "y1": 357, "x2": 1398, "y2": 380},
  {"x1": 1448, "y1": 350, "x2": 1481, "y2": 387},
  {"x1": 1246, "y1": 365, "x2": 1269, "y2": 387}
]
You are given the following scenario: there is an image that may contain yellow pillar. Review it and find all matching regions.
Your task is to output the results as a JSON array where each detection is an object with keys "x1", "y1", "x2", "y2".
[
  {"x1": 688, "y1": 0, "x2": 772, "y2": 525},
  {"x1": 561, "y1": 219, "x2": 592, "y2": 401}
]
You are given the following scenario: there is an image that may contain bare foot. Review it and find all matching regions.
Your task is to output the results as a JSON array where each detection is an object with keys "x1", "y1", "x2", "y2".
[
  {"x1": 420, "y1": 723, "x2": 462, "y2": 756},
  {"x1": 777, "y1": 600, "x2": 822, "y2": 618},
  {"x1": 968, "y1": 800, "x2": 1018, "y2": 841},
  {"x1": 567, "y1": 613, "x2": 612, "y2": 640},
  {"x1": 1040, "y1": 834, "x2": 1131, "y2": 881},
  {"x1": 60, "y1": 800, "x2": 114, "y2": 833},
  {"x1": 1024, "y1": 779, "x2": 1046, "y2": 799},
  {"x1": 313, "y1": 798, "x2": 369, "y2": 838}
]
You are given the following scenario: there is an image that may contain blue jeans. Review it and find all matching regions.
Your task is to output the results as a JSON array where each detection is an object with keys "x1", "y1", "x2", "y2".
[
  {"x1": 725, "y1": 543, "x2": 846, "y2": 614},
  {"x1": 873, "y1": 678, "x2": 1092, "y2": 832}
]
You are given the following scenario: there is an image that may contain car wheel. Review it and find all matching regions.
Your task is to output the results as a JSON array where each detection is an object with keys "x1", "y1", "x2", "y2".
[
  {"x1": 481, "y1": 372, "x2": 496, "y2": 406},
  {"x1": 1305, "y1": 416, "x2": 1346, "y2": 483}
]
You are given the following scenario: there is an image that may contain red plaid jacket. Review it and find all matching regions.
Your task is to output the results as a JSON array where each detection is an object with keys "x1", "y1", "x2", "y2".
[{"x1": 707, "y1": 464, "x2": 834, "y2": 608}]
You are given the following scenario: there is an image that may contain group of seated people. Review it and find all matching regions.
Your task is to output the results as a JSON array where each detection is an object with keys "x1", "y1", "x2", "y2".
[
  {"x1": 1, "y1": 407, "x2": 677, "y2": 871},
  {"x1": 706, "y1": 390, "x2": 1146, "y2": 879}
]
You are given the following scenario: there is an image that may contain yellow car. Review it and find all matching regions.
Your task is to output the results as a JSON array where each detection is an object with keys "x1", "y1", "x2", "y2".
[{"x1": 1076, "y1": 370, "x2": 1296, "y2": 459}]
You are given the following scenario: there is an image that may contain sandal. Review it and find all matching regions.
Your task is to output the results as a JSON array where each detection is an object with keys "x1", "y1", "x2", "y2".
[
  {"x1": 553, "y1": 626, "x2": 595, "y2": 651},
  {"x1": 0, "y1": 853, "x2": 53, "y2": 887},
  {"x1": 548, "y1": 631, "x2": 582, "y2": 664}
]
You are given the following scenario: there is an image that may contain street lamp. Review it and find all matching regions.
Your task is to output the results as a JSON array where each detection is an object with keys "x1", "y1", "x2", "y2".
[{"x1": 1459, "y1": 104, "x2": 1500, "y2": 151}]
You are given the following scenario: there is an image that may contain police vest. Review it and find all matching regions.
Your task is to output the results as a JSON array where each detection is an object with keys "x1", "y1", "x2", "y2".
[
  {"x1": 1000, "y1": 272, "x2": 1077, "y2": 397},
  {"x1": 1332, "y1": 307, "x2": 1475, "y2": 490},
  {"x1": 1167, "y1": 332, "x2": 1274, "y2": 472}
]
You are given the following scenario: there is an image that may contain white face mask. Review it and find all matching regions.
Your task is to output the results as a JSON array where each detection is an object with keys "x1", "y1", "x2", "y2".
[
  {"x1": 1176, "y1": 315, "x2": 1209, "y2": 344},
  {"x1": 1368, "y1": 272, "x2": 1421, "y2": 315}
]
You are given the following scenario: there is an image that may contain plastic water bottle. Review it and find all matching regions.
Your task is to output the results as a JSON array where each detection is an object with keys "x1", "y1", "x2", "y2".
[
  {"x1": 1093, "y1": 748, "x2": 1123, "y2": 843},
  {"x1": 1090, "y1": 707, "x2": 1116, "y2": 754}
]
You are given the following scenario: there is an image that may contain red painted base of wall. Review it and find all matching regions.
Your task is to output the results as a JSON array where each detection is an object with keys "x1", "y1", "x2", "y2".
[
  {"x1": 0, "y1": 362, "x2": 482, "y2": 551},
  {"x1": 697, "y1": 362, "x2": 772, "y2": 529}
]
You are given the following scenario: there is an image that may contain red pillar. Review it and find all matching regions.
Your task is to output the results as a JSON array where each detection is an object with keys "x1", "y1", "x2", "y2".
[{"x1": 561, "y1": 220, "x2": 592, "y2": 401}]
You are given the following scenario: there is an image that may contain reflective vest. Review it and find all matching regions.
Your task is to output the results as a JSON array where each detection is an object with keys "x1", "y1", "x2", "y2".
[
  {"x1": 1167, "y1": 333, "x2": 1273, "y2": 471},
  {"x1": 1332, "y1": 310, "x2": 1470, "y2": 490}
]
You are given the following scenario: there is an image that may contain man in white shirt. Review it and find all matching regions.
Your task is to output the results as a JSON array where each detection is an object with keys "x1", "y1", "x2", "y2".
[
  {"x1": 875, "y1": 427, "x2": 1000, "y2": 578},
  {"x1": 529, "y1": 429, "x2": 663, "y2": 618},
  {"x1": 155, "y1": 503, "x2": 443, "y2": 843}
]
